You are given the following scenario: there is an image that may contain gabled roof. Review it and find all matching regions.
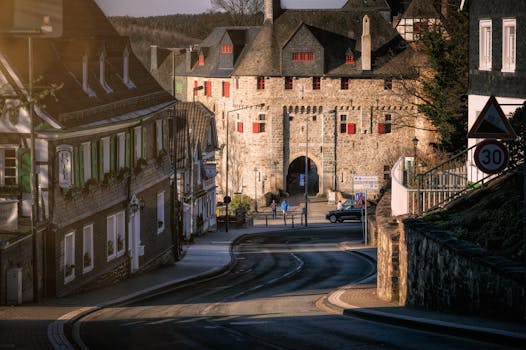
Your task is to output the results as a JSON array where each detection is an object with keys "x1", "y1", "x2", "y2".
[
  {"x1": 401, "y1": 0, "x2": 441, "y2": 18},
  {"x1": 0, "y1": 0, "x2": 174, "y2": 130},
  {"x1": 342, "y1": 0, "x2": 391, "y2": 11}
]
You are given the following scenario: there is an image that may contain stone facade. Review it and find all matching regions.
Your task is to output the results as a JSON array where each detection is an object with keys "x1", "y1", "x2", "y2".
[
  {"x1": 157, "y1": 1, "x2": 438, "y2": 202},
  {"x1": 374, "y1": 193, "x2": 525, "y2": 320}
]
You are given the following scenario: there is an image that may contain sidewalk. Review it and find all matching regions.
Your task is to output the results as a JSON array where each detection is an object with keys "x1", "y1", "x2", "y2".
[{"x1": 1, "y1": 198, "x2": 525, "y2": 349}]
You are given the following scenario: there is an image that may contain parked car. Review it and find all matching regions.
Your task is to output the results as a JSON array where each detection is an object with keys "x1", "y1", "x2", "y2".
[{"x1": 326, "y1": 200, "x2": 363, "y2": 223}]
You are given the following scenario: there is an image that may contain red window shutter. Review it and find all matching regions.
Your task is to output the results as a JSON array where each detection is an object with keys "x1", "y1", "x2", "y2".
[
  {"x1": 194, "y1": 81, "x2": 198, "y2": 96},
  {"x1": 221, "y1": 45, "x2": 232, "y2": 54},
  {"x1": 252, "y1": 122, "x2": 259, "y2": 133},
  {"x1": 257, "y1": 77, "x2": 265, "y2": 90},
  {"x1": 378, "y1": 123, "x2": 386, "y2": 134},
  {"x1": 198, "y1": 55, "x2": 204, "y2": 66},
  {"x1": 223, "y1": 82, "x2": 230, "y2": 97},
  {"x1": 237, "y1": 122, "x2": 243, "y2": 133},
  {"x1": 347, "y1": 123, "x2": 356, "y2": 134},
  {"x1": 205, "y1": 81, "x2": 212, "y2": 97}
]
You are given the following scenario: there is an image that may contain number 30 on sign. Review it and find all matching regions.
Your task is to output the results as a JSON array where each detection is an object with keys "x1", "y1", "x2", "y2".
[{"x1": 474, "y1": 140, "x2": 509, "y2": 174}]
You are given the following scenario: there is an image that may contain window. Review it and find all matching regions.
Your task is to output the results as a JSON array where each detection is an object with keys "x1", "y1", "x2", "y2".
[
  {"x1": 384, "y1": 114, "x2": 392, "y2": 133},
  {"x1": 157, "y1": 191, "x2": 165, "y2": 234},
  {"x1": 0, "y1": 147, "x2": 17, "y2": 186},
  {"x1": 205, "y1": 81, "x2": 212, "y2": 97},
  {"x1": 198, "y1": 54, "x2": 205, "y2": 66},
  {"x1": 341, "y1": 78, "x2": 349, "y2": 90},
  {"x1": 312, "y1": 77, "x2": 321, "y2": 90},
  {"x1": 257, "y1": 76, "x2": 265, "y2": 90},
  {"x1": 345, "y1": 52, "x2": 355, "y2": 65},
  {"x1": 122, "y1": 47, "x2": 135, "y2": 89},
  {"x1": 99, "y1": 51, "x2": 113, "y2": 93},
  {"x1": 83, "y1": 224, "x2": 94, "y2": 273},
  {"x1": 237, "y1": 122, "x2": 244, "y2": 133},
  {"x1": 340, "y1": 115, "x2": 347, "y2": 122},
  {"x1": 258, "y1": 114, "x2": 266, "y2": 121},
  {"x1": 285, "y1": 77, "x2": 293, "y2": 90},
  {"x1": 64, "y1": 231, "x2": 75, "y2": 283},
  {"x1": 82, "y1": 142, "x2": 91, "y2": 182},
  {"x1": 292, "y1": 52, "x2": 314, "y2": 62},
  {"x1": 117, "y1": 133, "x2": 125, "y2": 169},
  {"x1": 156, "y1": 119, "x2": 164, "y2": 154},
  {"x1": 221, "y1": 44, "x2": 233, "y2": 54},
  {"x1": 101, "y1": 137, "x2": 110, "y2": 174},
  {"x1": 107, "y1": 211, "x2": 125, "y2": 260},
  {"x1": 413, "y1": 20, "x2": 429, "y2": 40},
  {"x1": 134, "y1": 126, "x2": 143, "y2": 160},
  {"x1": 479, "y1": 20, "x2": 492, "y2": 70},
  {"x1": 222, "y1": 81, "x2": 230, "y2": 97},
  {"x1": 252, "y1": 122, "x2": 265, "y2": 133},
  {"x1": 502, "y1": 19, "x2": 516, "y2": 72},
  {"x1": 384, "y1": 79, "x2": 393, "y2": 90},
  {"x1": 340, "y1": 123, "x2": 347, "y2": 133}
]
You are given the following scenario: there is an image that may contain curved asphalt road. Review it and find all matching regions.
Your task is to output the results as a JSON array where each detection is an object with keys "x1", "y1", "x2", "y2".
[{"x1": 75, "y1": 225, "x2": 518, "y2": 350}]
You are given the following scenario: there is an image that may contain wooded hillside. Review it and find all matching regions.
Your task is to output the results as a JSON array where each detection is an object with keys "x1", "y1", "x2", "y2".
[{"x1": 109, "y1": 12, "x2": 262, "y2": 68}]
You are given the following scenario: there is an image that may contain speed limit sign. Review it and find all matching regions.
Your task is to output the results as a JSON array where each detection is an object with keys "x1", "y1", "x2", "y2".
[{"x1": 474, "y1": 140, "x2": 509, "y2": 174}]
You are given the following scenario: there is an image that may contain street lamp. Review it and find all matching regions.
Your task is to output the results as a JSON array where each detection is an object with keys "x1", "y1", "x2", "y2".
[
  {"x1": 225, "y1": 103, "x2": 265, "y2": 232},
  {"x1": 254, "y1": 167, "x2": 258, "y2": 212},
  {"x1": 412, "y1": 136, "x2": 419, "y2": 159}
]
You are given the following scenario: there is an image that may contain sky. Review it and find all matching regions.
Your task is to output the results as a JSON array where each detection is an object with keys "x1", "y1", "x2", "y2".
[{"x1": 94, "y1": 0, "x2": 347, "y2": 17}]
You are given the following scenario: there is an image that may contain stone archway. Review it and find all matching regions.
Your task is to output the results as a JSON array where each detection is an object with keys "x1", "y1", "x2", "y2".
[{"x1": 286, "y1": 157, "x2": 319, "y2": 196}]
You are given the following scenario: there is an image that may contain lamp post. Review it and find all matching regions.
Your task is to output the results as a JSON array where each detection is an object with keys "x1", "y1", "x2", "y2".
[
  {"x1": 304, "y1": 114, "x2": 310, "y2": 227},
  {"x1": 254, "y1": 167, "x2": 258, "y2": 212},
  {"x1": 412, "y1": 136, "x2": 419, "y2": 159},
  {"x1": 225, "y1": 103, "x2": 265, "y2": 232}
]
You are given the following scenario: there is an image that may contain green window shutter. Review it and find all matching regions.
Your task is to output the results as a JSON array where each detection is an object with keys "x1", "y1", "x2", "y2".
[
  {"x1": 162, "y1": 119, "x2": 169, "y2": 151},
  {"x1": 110, "y1": 136, "x2": 116, "y2": 172},
  {"x1": 17, "y1": 148, "x2": 31, "y2": 193},
  {"x1": 175, "y1": 80, "x2": 183, "y2": 94},
  {"x1": 142, "y1": 126, "x2": 147, "y2": 160},
  {"x1": 73, "y1": 146, "x2": 80, "y2": 187},
  {"x1": 125, "y1": 131, "x2": 131, "y2": 168},
  {"x1": 98, "y1": 140, "x2": 104, "y2": 179},
  {"x1": 91, "y1": 142, "x2": 98, "y2": 181},
  {"x1": 79, "y1": 146, "x2": 85, "y2": 184}
]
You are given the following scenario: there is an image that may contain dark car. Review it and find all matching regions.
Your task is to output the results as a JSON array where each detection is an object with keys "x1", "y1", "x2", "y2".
[{"x1": 326, "y1": 201, "x2": 363, "y2": 223}]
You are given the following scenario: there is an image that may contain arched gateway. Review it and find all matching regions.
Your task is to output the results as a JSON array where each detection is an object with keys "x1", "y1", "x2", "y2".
[{"x1": 286, "y1": 157, "x2": 319, "y2": 196}]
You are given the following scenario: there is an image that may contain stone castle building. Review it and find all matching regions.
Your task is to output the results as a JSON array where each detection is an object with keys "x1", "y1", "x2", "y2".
[{"x1": 152, "y1": 0, "x2": 437, "y2": 202}]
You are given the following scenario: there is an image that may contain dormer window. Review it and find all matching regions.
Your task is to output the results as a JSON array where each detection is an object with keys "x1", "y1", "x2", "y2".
[
  {"x1": 123, "y1": 46, "x2": 136, "y2": 89},
  {"x1": 221, "y1": 44, "x2": 233, "y2": 54},
  {"x1": 345, "y1": 50, "x2": 355, "y2": 65},
  {"x1": 82, "y1": 52, "x2": 96, "y2": 97},
  {"x1": 198, "y1": 54, "x2": 205, "y2": 66},
  {"x1": 292, "y1": 52, "x2": 314, "y2": 62},
  {"x1": 99, "y1": 50, "x2": 113, "y2": 93}
]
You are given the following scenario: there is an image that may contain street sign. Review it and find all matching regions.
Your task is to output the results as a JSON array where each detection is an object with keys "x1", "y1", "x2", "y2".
[
  {"x1": 223, "y1": 196, "x2": 231, "y2": 204},
  {"x1": 354, "y1": 183, "x2": 378, "y2": 190},
  {"x1": 474, "y1": 139, "x2": 509, "y2": 174},
  {"x1": 354, "y1": 175, "x2": 379, "y2": 182},
  {"x1": 468, "y1": 95, "x2": 517, "y2": 139},
  {"x1": 0, "y1": 0, "x2": 63, "y2": 37}
]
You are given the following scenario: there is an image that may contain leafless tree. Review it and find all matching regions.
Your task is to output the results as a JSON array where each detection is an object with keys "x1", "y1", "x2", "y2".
[{"x1": 211, "y1": 0, "x2": 263, "y2": 25}]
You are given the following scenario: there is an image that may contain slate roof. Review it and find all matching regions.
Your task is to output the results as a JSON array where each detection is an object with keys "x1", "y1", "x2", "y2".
[
  {"x1": 0, "y1": 0, "x2": 174, "y2": 130},
  {"x1": 173, "y1": 102, "x2": 218, "y2": 169},
  {"x1": 402, "y1": 0, "x2": 442, "y2": 18},
  {"x1": 341, "y1": 0, "x2": 391, "y2": 11},
  {"x1": 177, "y1": 5, "x2": 417, "y2": 79}
]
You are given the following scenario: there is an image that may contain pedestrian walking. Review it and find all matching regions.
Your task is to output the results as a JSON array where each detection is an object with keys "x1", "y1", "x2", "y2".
[
  {"x1": 337, "y1": 200, "x2": 343, "y2": 210},
  {"x1": 280, "y1": 199, "x2": 289, "y2": 225},
  {"x1": 271, "y1": 200, "x2": 277, "y2": 219}
]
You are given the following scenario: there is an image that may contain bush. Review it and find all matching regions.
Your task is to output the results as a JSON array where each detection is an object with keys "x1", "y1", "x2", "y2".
[{"x1": 230, "y1": 194, "x2": 252, "y2": 214}]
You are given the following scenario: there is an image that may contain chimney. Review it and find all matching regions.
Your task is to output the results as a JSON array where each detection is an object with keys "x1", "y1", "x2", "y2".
[
  {"x1": 185, "y1": 47, "x2": 198, "y2": 73},
  {"x1": 264, "y1": 0, "x2": 282, "y2": 24},
  {"x1": 361, "y1": 15, "x2": 371, "y2": 71},
  {"x1": 150, "y1": 45, "x2": 158, "y2": 72}
]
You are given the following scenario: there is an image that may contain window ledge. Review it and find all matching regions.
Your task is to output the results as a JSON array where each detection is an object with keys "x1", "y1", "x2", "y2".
[{"x1": 501, "y1": 68, "x2": 516, "y2": 73}]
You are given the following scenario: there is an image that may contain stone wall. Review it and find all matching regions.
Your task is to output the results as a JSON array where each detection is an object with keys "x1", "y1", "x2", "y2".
[{"x1": 375, "y1": 193, "x2": 525, "y2": 320}]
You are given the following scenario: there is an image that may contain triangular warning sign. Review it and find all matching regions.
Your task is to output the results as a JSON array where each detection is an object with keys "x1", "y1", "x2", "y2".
[{"x1": 468, "y1": 96, "x2": 517, "y2": 139}]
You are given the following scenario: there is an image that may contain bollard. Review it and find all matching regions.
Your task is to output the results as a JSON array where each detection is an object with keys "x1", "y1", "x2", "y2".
[
  {"x1": 292, "y1": 215, "x2": 294, "y2": 228},
  {"x1": 265, "y1": 215, "x2": 268, "y2": 227}
]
